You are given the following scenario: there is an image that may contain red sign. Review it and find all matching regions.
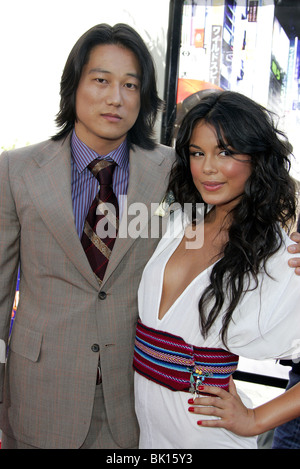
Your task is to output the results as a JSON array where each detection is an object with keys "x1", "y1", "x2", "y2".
[{"x1": 194, "y1": 29, "x2": 204, "y2": 48}]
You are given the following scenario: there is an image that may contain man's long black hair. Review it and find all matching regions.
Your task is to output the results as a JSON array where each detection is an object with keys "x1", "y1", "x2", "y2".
[{"x1": 52, "y1": 23, "x2": 163, "y2": 150}]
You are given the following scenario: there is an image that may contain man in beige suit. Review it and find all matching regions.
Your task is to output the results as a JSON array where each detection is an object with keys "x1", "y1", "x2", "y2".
[
  {"x1": 1, "y1": 23, "x2": 300, "y2": 450},
  {"x1": 0, "y1": 24, "x2": 174, "y2": 449}
]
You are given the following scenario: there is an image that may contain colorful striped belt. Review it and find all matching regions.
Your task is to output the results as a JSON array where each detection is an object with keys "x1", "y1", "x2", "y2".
[{"x1": 133, "y1": 319, "x2": 239, "y2": 393}]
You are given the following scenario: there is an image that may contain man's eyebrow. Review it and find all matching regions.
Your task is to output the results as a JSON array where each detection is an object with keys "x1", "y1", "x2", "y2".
[
  {"x1": 88, "y1": 67, "x2": 109, "y2": 74},
  {"x1": 88, "y1": 68, "x2": 141, "y2": 80},
  {"x1": 127, "y1": 72, "x2": 141, "y2": 81}
]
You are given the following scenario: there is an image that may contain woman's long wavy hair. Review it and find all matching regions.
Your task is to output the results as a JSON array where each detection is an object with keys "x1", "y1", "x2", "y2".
[
  {"x1": 168, "y1": 91, "x2": 297, "y2": 346},
  {"x1": 52, "y1": 23, "x2": 163, "y2": 149}
]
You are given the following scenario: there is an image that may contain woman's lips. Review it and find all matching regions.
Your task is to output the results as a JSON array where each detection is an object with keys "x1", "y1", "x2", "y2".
[{"x1": 201, "y1": 181, "x2": 225, "y2": 191}]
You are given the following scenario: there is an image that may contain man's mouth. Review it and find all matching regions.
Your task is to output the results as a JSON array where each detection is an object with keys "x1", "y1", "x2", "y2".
[{"x1": 101, "y1": 113, "x2": 122, "y2": 122}]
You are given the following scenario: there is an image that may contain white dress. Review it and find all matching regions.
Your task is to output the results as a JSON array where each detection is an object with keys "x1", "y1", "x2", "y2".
[{"x1": 134, "y1": 209, "x2": 300, "y2": 449}]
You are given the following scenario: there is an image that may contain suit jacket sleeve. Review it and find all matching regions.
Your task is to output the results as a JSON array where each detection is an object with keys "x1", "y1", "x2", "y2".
[{"x1": 0, "y1": 151, "x2": 20, "y2": 400}]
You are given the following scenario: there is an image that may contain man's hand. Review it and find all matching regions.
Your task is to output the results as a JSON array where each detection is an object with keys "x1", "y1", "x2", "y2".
[{"x1": 288, "y1": 232, "x2": 300, "y2": 275}]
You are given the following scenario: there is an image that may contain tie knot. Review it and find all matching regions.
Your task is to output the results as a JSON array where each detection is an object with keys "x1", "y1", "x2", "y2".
[{"x1": 88, "y1": 159, "x2": 116, "y2": 185}]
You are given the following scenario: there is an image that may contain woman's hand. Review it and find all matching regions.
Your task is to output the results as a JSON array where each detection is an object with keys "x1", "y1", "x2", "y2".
[
  {"x1": 288, "y1": 232, "x2": 300, "y2": 275},
  {"x1": 188, "y1": 377, "x2": 258, "y2": 437}
]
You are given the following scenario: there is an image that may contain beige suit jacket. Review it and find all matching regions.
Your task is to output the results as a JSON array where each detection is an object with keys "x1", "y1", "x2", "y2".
[{"x1": 0, "y1": 134, "x2": 175, "y2": 448}]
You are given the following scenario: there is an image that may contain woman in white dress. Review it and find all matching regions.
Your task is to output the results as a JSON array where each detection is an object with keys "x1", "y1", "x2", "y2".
[{"x1": 133, "y1": 91, "x2": 300, "y2": 449}]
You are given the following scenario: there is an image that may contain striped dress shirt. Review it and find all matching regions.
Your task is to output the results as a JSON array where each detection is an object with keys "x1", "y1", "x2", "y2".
[{"x1": 71, "y1": 130, "x2": 130, "y2": 238}]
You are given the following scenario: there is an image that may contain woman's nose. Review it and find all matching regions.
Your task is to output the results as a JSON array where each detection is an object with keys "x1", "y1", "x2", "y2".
[{"x1": 202, "y1": 155, "x2": 217, "y2": 174}]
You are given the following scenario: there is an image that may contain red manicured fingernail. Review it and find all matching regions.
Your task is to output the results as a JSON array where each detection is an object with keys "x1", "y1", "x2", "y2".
[
  {"x1": 188, "y1": 398, "x2": 194, "y2": 404},
  {"x1": 197, "y1": 421, "x2": 203, "y2": 425},
  {"x1": 197, "y1": 385, "x2": 204, "y2": 390},
  {"x1": 188, "y1": 407, "x2": 194, "y2": 412}
]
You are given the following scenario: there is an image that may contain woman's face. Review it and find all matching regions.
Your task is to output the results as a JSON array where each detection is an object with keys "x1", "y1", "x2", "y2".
[{"x1": 189, "y1": 121, "x2": 252, "y2": 213}]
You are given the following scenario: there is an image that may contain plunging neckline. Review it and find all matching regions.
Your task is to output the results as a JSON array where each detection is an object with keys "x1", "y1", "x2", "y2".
[{"x1": 157, "y1": 232, "x2": 219, "y2": 322}]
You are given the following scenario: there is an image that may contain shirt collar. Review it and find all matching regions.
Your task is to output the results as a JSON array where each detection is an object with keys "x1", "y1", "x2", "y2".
[{"x1": 71, "y1": 129, "x2": 129, "y2": 173}]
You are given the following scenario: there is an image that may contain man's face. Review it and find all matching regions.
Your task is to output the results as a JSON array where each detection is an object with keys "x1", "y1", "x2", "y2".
[{"x1": 75, "y1": 43, "x2": 141, "y2": 154}]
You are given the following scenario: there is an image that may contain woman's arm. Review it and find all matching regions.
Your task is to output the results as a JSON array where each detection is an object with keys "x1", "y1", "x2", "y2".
[{"x1": 188, "y1": 377, "x2": 300, "y2": 437}]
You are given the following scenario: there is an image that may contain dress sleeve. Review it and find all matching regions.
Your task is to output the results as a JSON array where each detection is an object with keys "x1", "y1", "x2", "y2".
[{"x1": 227, "y1": 232, "x2": 300, "y2": 361}]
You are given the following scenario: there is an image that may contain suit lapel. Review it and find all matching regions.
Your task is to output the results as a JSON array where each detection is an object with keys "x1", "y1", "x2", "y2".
[
  {"x1": 23, "y1": 136, "x2": 99, "y2": 290},
  {"x1": 102, "y1": 144, "x2": 171, "y2": 285},
  {"x1": 23, "y1": 139, "x2": 171, "y2": 290}
]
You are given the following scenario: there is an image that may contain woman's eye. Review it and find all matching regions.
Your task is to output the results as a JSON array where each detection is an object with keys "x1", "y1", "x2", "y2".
[
  {"x1": 219, "y1": 149, "x2": 232, "y2": 157},
  {"x1": 190, "y1": 151, "x2": 204, "y2": 158}
]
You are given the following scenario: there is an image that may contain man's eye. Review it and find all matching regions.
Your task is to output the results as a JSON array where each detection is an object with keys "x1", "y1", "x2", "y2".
[{"x1": 125, "y1": 83, "x2": 138, "y2": 90}]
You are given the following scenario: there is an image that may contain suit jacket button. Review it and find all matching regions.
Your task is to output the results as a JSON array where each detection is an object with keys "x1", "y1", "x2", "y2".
[
  {"x1": 91, "y1": 344, "x2": 100, "y2": 353},
  {"x1": 98, "y1": 291, "x2": 107, "y2": 300}
]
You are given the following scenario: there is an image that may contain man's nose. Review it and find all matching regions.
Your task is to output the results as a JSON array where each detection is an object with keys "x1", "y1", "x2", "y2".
[{"x1": 106, "y1": 84, "x2": 122, "y2": 106}]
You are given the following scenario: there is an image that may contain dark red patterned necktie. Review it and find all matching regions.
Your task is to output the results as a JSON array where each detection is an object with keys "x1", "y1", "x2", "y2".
[{"x1": 81, "y1": 159, "x2": 119, "y2": 284}]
